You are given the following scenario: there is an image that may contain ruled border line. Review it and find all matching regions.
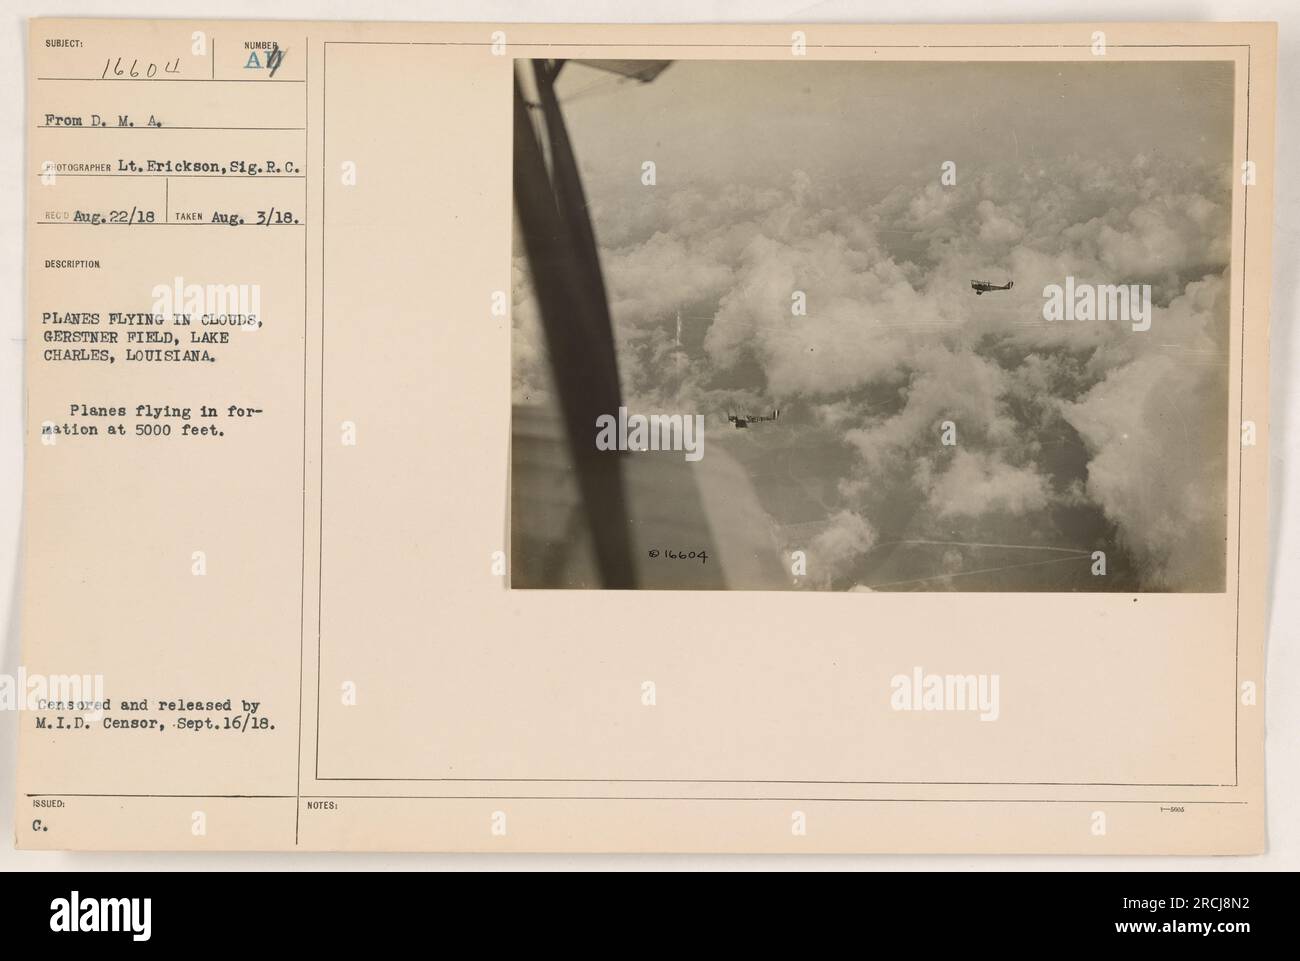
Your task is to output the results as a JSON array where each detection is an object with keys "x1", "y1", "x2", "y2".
[{"x1": 309, "y1": 40, "x2": 1254, "y2": 794}]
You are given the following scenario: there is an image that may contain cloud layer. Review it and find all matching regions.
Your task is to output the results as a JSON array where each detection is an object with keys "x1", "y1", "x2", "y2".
[{"x1": 513, "y1": 62, "x2": 1233, "y2": 591}]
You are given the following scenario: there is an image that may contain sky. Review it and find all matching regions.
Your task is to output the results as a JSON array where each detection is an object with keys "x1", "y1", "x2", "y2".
[{"x1": 512, "y1": 59, "x2": 1235, "y2": 591}]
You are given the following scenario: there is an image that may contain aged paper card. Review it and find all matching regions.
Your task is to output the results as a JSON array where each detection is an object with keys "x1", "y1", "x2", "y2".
[{"x1": 19, "y1": 19, "x2": 1275, "y2": 852}]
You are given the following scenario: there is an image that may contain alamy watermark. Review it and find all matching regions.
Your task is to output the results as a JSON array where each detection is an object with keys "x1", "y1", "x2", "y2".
[
  {"x1": 50, "y1": 891, "x2": 151, "y2": 942},
  {"x1": 0, "y1": 668, "x2": 106, "y2": 721},
  {"x1": 1042, "y1": 276, "x2": 1152, "y2": 331},
  {"x1": 151, "y1": 275, "x2": 261, "y2": 329},
  {"x1": 595, "y1": 406, "x2": 705, "y2": 461},
  {"x1": 890, "y1": 667, "x2": 1000, "y2": 721}
]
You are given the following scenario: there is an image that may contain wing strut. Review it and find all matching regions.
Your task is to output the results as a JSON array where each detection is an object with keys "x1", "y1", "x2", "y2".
[{"x1": 513, "y1": 60, "x2": 636, "y2": 588}]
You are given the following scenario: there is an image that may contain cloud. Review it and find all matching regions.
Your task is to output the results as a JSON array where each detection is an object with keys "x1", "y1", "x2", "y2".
[
  {"x1": 1060, "y1": 348, "x2": 1228, "y2": 590},
  {"x1": 804, "y1": 510, "x2": 876, "y2": 588},
  {"x1": 843, "y1": 344, "x2": 1019, "y2": 479},
  {"x1": 919, "y1": 449, "x2": 1052, "y2": 519}
]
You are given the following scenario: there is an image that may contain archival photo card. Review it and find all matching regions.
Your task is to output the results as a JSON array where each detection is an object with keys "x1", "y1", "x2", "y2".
[{"x1": 18, "y1": 19, "x2": 1273, "y2": 854}]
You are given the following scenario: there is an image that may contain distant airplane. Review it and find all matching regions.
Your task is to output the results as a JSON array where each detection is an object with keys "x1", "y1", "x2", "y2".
[
  {"x1": 728, "y1": 408, "x2": 781, "y2": 429},
  {"x1": 971, "y1": 279, "x2": 1014, "y2": 295}
]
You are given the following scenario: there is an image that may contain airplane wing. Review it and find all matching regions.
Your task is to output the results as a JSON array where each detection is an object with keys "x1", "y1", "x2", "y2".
[{"x1": 573, "y1": 59, "x2": 673, "y2": 83}]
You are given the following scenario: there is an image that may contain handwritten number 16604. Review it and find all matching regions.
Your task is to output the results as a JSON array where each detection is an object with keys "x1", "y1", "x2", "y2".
[
  {"x1": 647, "y1": 549, "x2": 709, "y2": 564},
  {"x1": 101, "y1": 57, "x2": 182, "y2": 80}
]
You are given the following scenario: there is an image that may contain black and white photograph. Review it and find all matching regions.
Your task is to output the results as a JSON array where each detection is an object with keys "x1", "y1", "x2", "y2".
[{"x1": 512, "y1": 57, "x2": 1235, "y2": 592}]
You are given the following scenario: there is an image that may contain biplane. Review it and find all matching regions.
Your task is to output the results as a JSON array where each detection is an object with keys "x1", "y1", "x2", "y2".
[
  {"x1": 727, "y1": 408, "x2": 781, "y2": 429},
  {"x1": 971, "y1": 279, "x2": 1014, "y2": 295}
]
